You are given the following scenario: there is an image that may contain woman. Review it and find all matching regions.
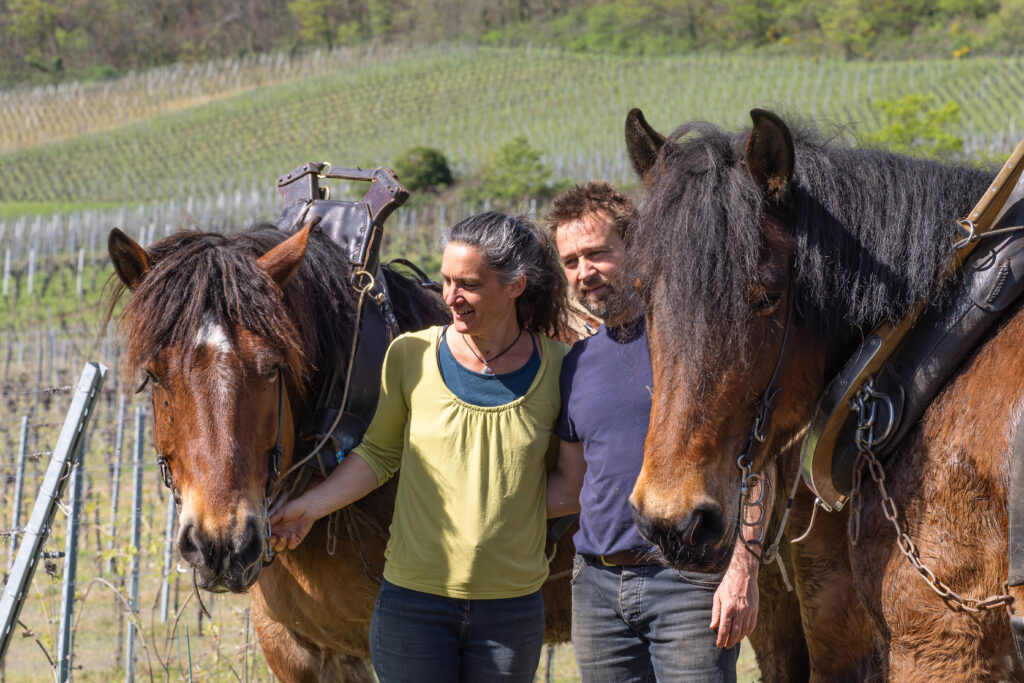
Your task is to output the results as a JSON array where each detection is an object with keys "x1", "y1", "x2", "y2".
[{"x1": 270, "y1": 211, "x2": 569, "y2": 682}]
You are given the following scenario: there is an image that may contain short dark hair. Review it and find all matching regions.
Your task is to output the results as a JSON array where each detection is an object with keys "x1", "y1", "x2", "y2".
[
  {"x1": 545, "y1": 181, "x2": 635, "y2": 241},
  {"x1": 441, "y1": 211, "x2": 568, "y2": 337}
]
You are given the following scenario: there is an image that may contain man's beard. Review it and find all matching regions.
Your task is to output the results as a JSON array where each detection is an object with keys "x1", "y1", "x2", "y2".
[{"x1": 575, "y1": 278, "x2": 614, "y2": 319}]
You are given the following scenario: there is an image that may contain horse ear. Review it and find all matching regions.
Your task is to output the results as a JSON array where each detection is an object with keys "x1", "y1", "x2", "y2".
[
  {"x1": 257, "y1": 219, "x2": 314, "y2": 287},
  {"x1": 625, "y1": 108, "x2": 666, "y2": 180},
  {"x1": 746, "y1": 109, "x2": 794, "y2": 204},
  {"x1": 108, "y1": 228, "x2": 150, "y2": 291}
]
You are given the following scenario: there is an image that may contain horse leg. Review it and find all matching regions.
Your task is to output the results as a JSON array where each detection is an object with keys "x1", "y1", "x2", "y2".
[
  {"x1": 787, "y1": 490, "x2": 880, "y2": 681},
  {"x1": 252, "y1": 589, "x2": 375, "y2": 683},
  {"x1": 747, "y1": 539, "x2": 809, "y2": 682}
]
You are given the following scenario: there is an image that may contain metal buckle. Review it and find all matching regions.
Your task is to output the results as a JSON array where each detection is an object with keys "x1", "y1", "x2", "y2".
[{"x1": 954, "y1": 218, "x2": 978, "y2": 249}]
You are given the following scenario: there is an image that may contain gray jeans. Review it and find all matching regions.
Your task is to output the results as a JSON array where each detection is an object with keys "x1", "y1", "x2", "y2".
[{"x1": 570, "y1": 554, "x2": 739, "y2": 683}]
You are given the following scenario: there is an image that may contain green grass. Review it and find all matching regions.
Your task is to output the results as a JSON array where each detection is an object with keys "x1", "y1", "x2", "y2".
[{"x1": 0, "y1": 201, "x2": 138, "y2": 219}]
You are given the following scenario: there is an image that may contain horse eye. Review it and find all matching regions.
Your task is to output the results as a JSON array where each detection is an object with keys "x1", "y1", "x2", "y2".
[
  {"x1": 752, "y1": 291, "x2": 782, "y2": 315},
  {"x1": 266, "y1": 366, "x2": 280, "y2": 382},
  {"x1": 147, "y1": 370, "x2": 161, "y2": 386}
]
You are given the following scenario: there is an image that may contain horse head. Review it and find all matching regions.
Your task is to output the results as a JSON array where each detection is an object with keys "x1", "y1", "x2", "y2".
[
  {"x1": 624, "y1": 109, "x2": 824, "y2": 572},
  {"x1": 108, "y1": 224, "x2": 319, "y2": 592}
]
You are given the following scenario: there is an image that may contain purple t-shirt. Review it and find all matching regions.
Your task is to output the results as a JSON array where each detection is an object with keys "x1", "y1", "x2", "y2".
[{"x1": 556, "y1": 319, "x2": 657, "y2": 557}]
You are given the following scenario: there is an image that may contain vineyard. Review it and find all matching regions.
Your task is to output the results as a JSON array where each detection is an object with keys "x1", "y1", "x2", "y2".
[
  {"x1": 0, "y1": 41, "x2": 1022, "y2": 680},
  {"x1": 2, "y1": 45, "x2": 1024, "y2": 207}
]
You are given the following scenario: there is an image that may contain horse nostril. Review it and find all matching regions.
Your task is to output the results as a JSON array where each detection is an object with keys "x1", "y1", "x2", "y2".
[
  {"x1": 677, "y1": 503, "x2": 724, "y2": 548},
  {"x1": 178, "y1": 523, "x2": 204, "y2": 564},
  {"x1": 235, "y1": 516, "x2": 266, "y2": 566}
]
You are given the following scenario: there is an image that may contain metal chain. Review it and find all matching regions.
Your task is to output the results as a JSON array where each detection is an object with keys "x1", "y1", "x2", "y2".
[{"x1": 849, "y1": 379, "x2": 1014, "y2": 613}]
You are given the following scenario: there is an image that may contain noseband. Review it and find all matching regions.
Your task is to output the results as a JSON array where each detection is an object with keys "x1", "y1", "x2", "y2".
[{"x1": 155, "y1": 373, "x2": 285, "y2": 567}]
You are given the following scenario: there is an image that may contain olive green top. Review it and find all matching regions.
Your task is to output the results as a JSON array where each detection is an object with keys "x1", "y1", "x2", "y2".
[{"x1": 352, "y1": 326, "x2": 568, "y2": 599}]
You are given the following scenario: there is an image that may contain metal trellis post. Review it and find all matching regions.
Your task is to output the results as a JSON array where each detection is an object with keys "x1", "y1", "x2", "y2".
[
  {"x1": 56, "y1": 436, "x2": 87, "y2": 681},
  {"x1": 124, "y1": 405, "x2": 145, "y2": 683},
  {"x1": 159, "y1": 491, "x2": 175, "y2": 623},
  {"x1": 107, "y1": 394, "x2": 126, "y2": 576},
  {"x1": 7, "y1": 416, "x2": 29, "y2": 574},
  {"x1": 0, "y1": 362, "x2": 107, "y2": 664}
]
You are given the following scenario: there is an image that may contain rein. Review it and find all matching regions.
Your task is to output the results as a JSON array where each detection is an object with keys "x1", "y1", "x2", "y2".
[{"x1": 267, "y1": 269, "x2": 378, "y2": 508}]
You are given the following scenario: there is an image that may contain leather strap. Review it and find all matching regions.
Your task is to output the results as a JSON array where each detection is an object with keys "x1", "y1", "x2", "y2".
[{"x1": 546, "y1": 513, "x2": 578, "y2": 547}]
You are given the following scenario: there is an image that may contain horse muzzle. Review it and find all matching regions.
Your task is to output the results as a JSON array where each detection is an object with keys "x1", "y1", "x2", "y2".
[
  {"x1": 631, "y1": 501, "x2": 734, "y2": 572},
  {"x1": 178, "y1": 515, "x2": 266, "y2": 593}
]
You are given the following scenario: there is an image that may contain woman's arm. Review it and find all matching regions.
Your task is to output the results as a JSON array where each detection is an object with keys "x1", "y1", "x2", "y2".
[
  {"x1": 269, "y1": 453, "x2": 379, "y2": 552},
  {"x1": 270, "y1": 335, "x2": 413, "y2": 552},
  {"x1": 547, "y1": 438, "x2": 586, "y2": 518}
]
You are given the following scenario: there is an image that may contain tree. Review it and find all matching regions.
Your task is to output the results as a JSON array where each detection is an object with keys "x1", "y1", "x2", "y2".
[{"x1": 287, "y1": 0, "x2": 353, "y2": 46}]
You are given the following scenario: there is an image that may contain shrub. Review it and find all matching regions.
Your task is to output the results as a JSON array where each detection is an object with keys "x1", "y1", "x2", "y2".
[
  {"x1": 474, "y1": 136, "x2": 562, "y2": 203},
  {"x1": 392, "y1": 146, "x2": 454, "y2": 192}
]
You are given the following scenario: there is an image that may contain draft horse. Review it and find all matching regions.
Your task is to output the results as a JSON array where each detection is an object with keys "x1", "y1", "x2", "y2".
[
  {"x1": 624, "y1": 108, "x2": 1024, "y2": 680},
  {"x1": 106, "y1": 222, "x2": 574, "y2": 681}
]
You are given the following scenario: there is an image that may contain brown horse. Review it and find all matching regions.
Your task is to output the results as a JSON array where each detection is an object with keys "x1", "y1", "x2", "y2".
[
  {"x1": 623, "y1": 107, "x2": 1024, "y2": 680},
  {"x1": 106, "y1": 222, "x2": 574, "y2": 681}
]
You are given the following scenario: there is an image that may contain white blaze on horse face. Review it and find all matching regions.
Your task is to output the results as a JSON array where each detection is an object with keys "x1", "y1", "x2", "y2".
[
  {"x1": 194, "y1": 319, "x2": 236, "y2": 408},
  {"x1": 196, "y1": 319, "x2": 232, "y2": 355}
]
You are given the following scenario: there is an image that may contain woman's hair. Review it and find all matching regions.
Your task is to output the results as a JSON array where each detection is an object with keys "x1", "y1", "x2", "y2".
[{"x1": 441, "y1": 211, "x2": 568, "y2": 337}]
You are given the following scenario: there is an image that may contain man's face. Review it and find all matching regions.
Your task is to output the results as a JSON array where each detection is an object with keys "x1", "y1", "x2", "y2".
[{"x1": 554, "y1": 210, "x2": 624, "y2": 319}]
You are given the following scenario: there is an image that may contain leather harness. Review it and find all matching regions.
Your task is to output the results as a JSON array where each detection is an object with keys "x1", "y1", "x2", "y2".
[
  {"x1": 269, "y1": 163, "x2": 410, "y2": 505},
  {"x1": 790, "y1": 143, "x2": 1024, "y2": 663}
]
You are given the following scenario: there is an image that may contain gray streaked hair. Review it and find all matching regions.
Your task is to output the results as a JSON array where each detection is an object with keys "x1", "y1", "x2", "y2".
[{"x1": 441, "y1": 211, "x2": 568, "y2": 336}]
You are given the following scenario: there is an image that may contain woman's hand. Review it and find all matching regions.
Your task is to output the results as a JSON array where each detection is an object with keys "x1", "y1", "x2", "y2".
[
  {"x1": 270, "y1": 499, "x2": 317, "y2": 552},
  {"x1": 267, "y1": 453, "x2": 382, "y2": 553}
]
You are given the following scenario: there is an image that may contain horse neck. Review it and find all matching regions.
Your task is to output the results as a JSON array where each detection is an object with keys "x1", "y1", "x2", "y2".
[
  {"x1": 788, "y1": 149, "x2": 993, "y2": 352},
  {"x1": 380, "y1": 267, "x2": 450, "y2": 333}
]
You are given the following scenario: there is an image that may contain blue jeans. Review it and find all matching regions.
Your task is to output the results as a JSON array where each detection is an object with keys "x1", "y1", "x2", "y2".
[
  {"x1": 370, "y1": 579, "x2": 545, "y2": 683},
  {"x1": 571, "y1": 555, "x2": 739, "y2": 683}
]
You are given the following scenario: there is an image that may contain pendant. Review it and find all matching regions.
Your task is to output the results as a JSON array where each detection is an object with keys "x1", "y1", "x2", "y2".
[{"x1": 482, "y1": 364, "x2": 493, "y2": 375}]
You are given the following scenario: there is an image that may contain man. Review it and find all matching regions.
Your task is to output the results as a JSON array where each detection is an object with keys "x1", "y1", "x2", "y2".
[{"x1": 545, "y1": 181, "x2": 759, "y2": 682}]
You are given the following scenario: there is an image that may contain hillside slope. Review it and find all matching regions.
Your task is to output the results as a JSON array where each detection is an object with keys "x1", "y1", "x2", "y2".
[{"x1": 3, "y1": 45, "x2": 1022, "y2": 206}]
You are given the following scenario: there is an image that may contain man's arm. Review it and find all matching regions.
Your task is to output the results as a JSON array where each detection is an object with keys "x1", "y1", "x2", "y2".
[
  {"x1": 547, "y1": 439, "x2": 586, "y2": 518},
  {"x1": 709, "y1": 479, "x2": 763, "y2": 649}
]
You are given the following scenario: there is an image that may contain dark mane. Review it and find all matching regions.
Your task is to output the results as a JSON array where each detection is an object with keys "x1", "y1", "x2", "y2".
[
  {"x1": 629, "y1": 119, "x2": 994, "y2": 366},
  {"x1": 110, "y1": 224, "x2": 448, "y2": 393}
]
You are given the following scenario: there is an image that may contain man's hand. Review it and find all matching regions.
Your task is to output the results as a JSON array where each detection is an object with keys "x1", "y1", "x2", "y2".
[
  {"x1": 709, "y1": 542, "x2": 759, "y2": 649},
  {"x1": 269, "y1": 499, "x2": 317, "y2": 553}
]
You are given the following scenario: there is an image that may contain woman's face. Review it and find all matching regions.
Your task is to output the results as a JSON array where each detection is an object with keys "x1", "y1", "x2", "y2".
[{"x1": 441, "y1": 242, "x2": 525, "y2": 336}]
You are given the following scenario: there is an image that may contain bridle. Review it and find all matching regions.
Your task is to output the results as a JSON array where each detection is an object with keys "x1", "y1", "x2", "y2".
[
  {"x1": 154, "y1": 372, "x2": 285, "y2": 567},
  {"x1": 735, "y1": 273, "x2": 801, "y2": 572}
]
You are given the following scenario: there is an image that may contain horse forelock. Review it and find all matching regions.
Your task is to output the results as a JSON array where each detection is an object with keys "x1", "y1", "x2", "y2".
[
  {"x1": 628, "y1": 122, "x2": 764, "y2": 388},
  {"x1": 114, "y1": 226, "x2": 358, "y2": 395},
  {"x1": 629, "y1": 118, "x2": 996, "y2": 382}
]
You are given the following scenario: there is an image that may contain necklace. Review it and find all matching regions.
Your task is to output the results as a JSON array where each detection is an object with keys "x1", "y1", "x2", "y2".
[{"x1": 461, "y1": 327, "x2": 523, "y2": 375}]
